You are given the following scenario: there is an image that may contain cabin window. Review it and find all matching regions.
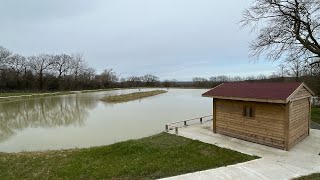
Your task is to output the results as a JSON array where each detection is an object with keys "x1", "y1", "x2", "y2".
[{"x1": 243, "y1": 106, "x2": 254, "y2": 118}]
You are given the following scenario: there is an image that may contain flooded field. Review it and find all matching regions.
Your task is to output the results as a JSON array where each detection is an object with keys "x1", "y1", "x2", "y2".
[{"x1": 0, "y1": 88, "x2": 211, "y2": 152}]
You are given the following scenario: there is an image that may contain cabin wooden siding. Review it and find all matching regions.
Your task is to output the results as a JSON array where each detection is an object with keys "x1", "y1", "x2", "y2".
[
  {"x1": 288, "y1": 98, "x2": 310, "y2": 149},
  {"x1": 290, "y1": 87, "x2": 312, "y2": 101},
  {"x1": 215, "y1": 99, "x2": 286, "y2": 149},
  {"x1": 287, "y1": 86, "x2": 312, "y2": 149}
]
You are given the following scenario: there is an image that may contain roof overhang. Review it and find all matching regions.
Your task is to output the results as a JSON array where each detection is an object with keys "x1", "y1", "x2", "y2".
[
  {"x1": 286, "y1": 83, "x2": 315, "y2": 103},
  {"x1": 203, "y1": 82, "x2": 316, "y2": 104},
  {"x1": 202, "y1": 95, "x2": 286, "y2": 104}
]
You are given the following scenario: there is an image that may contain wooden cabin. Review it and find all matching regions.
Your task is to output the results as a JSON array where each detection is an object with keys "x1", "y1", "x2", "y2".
[{"x1": 202, "y1": 82, "x2": 315, "y2": 151}]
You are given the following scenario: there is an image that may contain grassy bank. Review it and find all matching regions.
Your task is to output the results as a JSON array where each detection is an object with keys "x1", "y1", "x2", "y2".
[
  {"x1": 0, "y1": 89, "x2": 120, "y2": 102},
  {"x1": 0, "y1": 92, "x2": 38, "y2": 97},
  {"x1": 0, "y1": 133, "x2": 258, "y2": 180},
  {"x1": 101, "y1": 90, "x2": 167, "y2": 103},
  {"x1": 312, "y1": 106, "x2": 320, "y2": 124},
  {"x1": 295, "y1": 173, "x2": 320, "y2": 180}
]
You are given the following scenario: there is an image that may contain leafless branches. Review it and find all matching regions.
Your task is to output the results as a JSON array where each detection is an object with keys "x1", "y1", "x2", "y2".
[{"x1": 241, "y1": 0, "x2": 320, "y2": 66}]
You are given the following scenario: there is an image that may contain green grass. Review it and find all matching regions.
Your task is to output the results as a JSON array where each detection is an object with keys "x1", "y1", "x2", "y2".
[
  {"x1": 294, "y1": 173, "x2": 320, "y2": 180},
  {"x1": 312, "y1": 106, "x2": 320, "y2": 124},
  {"x1": 80, "y1": 88, "x2": 120, "y2": 93},
  {"x1": 101, "y1": 90, "x2": 168, "y2": 103},
  {"x1": 0, "y1": 133, "x2": 258, "y2": 180},
  {"x1": 0, "y1": 92, "x2": 36, "y2": 97},
  {"x1": 0, "y1": 89, "x2": 120, "y2": 102}
]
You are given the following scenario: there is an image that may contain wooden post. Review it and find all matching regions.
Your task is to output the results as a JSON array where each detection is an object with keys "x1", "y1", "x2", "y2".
[
  {"x1": 213, "y1": 99, "x2": 217, "y2": 133},
  {"x1": 200, "y1": 117, "x2": 203, "y2": 124},
  {"x1": 175, "y1": 127, "x2": 178, "y2": 134},
  {"x1": 284, "y1": 102, "x2": 291, "y2": 151},
  {"x1": 308, "y1": 98, "x2": 311, "y2": 136},
  {"x1": 184, "y1": 121, "x2": 187, "y2": 126}
]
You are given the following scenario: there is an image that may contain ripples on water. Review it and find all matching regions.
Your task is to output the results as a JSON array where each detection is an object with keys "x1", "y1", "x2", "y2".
[{"x1": 0, "y1": 89, "x2": 211, "y2": 152}]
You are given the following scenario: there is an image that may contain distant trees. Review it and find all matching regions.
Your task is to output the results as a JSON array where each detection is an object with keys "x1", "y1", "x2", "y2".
[
  {"x1": 162, "y1": 79, "x2": 177, "y2": 88},
  {"x1": 0, "y1": 46, "x2": 11, "y2": 64},
  {"x1": 192, "y1": 77, "x2": 209, "y2": 87},
  {"x1": 0, "y1": 47, "x2": 118, "y2": 91},
  {"x1": 28, "y1": 54, "x2": 54, "y2": 90},
  {"x1": 5, "y1": 54, "x2": 27, "y2": 87},
  {"x1": 120, "y1": 75, "x2": 160, "y2": 87},
  {"x1": 1, "y1": 43, "x2": 319, "y2": 94},
  {"x1": 141, "y1": 74, "x2": 159, "y2": 87},
  {"x1": 53, "y1": 54, "x2": 72, "y2": 89},
  {"x1": 0, "y1": 46, "x2": 164, "y2": 91},
  {"x1": 95, "y1": 69, "x2": 119, "y2": 88}
]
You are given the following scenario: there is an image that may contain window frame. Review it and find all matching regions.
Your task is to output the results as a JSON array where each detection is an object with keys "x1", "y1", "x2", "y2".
[{"x1": 243, "y1": 105, "x2": 255, "y2": 118}]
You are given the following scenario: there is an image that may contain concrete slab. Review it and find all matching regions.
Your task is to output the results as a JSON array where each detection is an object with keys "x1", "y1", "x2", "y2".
[{"x1": 162, "y1": 122, "x2": 320, "y2": 180}]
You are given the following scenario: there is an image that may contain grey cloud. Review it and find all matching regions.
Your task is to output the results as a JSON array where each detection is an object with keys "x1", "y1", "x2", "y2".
[{"x1": 0, "y1": 0, "x2": 274, "y2": 80}]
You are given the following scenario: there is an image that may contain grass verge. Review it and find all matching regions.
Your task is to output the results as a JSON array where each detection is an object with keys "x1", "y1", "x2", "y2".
[
  {"x1": 0, "y1": 89, "x2": 119, "y2": 102},
  {"x1": 0, "y1": 133, "x2": 258, "y2": 180},
  {"x1": 312, "y1": 106, "x2": 320, "y2": 124},
  {"x1": 101, "y1": 90, "x2": 167, "y2": 103},
  {"x1": 294, "y1": 173, "x2": 320, "y2": 180},
  {"x1": 0, "y1": 92, "x2": 38, "y2": 97}
]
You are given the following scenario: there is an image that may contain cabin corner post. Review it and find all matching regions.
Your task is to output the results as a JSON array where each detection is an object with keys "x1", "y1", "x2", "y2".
[
  {"x1": 284, "y1": 101, "x2": 292, "y2": 151},
  {"x1": 308, "y1": 97, "x2": 311, "y2": 135},
  {"x1": 284, "y1": 102, "x2": 291, "y2": 151},
  {"x1": 213, "y1": 98, "x2": 217, "y2": 133}
]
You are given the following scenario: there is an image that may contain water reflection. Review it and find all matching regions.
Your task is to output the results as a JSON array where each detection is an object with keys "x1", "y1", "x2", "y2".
[
  {"x1": 0, "y1": 94, "x2": 98, "y2": 143},
  {"x1": 0, "y1": 89, "x2": 211, "y2": 152}
]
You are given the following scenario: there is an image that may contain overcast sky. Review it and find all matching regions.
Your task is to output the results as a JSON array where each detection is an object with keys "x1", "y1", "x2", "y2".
[{"x1": 0, "y1": 0, "x2": 279, "y2": 81}]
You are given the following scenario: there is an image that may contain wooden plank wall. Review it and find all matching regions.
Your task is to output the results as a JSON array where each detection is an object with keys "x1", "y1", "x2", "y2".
[
  {"x1": 215, "y1": 99, "x2": 286, "y2": 149},
  {"x1": 288, "y1": 98, "x2": 309, "y2": 149},
  {"x1": 291, "y1": 87, "x2": 312, "y2": 101}
]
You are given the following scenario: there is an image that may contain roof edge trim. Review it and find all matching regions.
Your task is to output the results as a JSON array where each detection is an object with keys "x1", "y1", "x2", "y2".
[{"x1": 202, "y1": 95, "x2": 286, "y2": 104}]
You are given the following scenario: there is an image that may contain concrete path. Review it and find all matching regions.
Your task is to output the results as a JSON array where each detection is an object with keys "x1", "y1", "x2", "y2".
[{"x1": 162, "y1": 122, "x2": 320, "y2": 180}]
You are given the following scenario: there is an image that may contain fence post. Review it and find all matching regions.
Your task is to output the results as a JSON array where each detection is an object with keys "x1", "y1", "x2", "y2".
[
  {"x1": 184, "y1": 121, "x2": 187, "y2": 126},
  {"x1": 175, "y1": 127, "x2": 178, "y2": 134},
  {"x1": 200, "y1": 117, "x2": 203, "y2": 124}
]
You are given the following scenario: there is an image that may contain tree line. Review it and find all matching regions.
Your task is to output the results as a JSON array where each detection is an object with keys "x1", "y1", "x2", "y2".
[
  {"x1": 192, "y1": 63, "x2": 320, "y2": 94},
  {"x1": 1, "y1": 45, "x2": 319, "y2": 94},
  {"x1": 0, "y1": 46, "x2": 161, "y2": 92}
]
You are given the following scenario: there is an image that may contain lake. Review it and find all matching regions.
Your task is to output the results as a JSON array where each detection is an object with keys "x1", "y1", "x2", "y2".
[{"x1": 0, "y1": 88, "x2": 212, "y2": 152}]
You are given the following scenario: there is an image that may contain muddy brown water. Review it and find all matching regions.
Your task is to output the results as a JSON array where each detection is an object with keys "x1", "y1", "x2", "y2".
[{"x1": 0, "y1": 88, "x2": 211, "y2": 152}]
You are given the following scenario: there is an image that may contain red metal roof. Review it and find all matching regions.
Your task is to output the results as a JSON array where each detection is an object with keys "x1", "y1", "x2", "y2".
[{"x1": 202, "y1": 82, "x2": 302, "y2": 100}]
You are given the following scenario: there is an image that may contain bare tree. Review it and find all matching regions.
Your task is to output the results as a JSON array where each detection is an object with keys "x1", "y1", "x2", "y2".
[
  {"x1": 216, "y1": 75, "x2": 229, "y2": 82},
  {"x1": 241, "y1": 0, "x2": 320, "y2": 67},
  {"x1": 141, "y1": 74, "x2": 159, "y2": 86},
  {"x1": 126, "y1": 76, "x2": 142, "y2": 87},
  {"x1": 232, "y1": 76, "x2": 243, "y2": 82},
  {"x1": 257, "y1": 74, "x2": 267, "y2": 80},
  {"x1": 288, "y1": 58, "x2": 304, "y2": 81},
  {"x1": 53, "y1": 54, "x2": 73, "y2": 89},
  {"x1": 0, "y1": 46, "x2": 11, "y2": 69},
  {"x1": 277, "y1": 63, "x2": 288, "y2": 80},
  {"x1": 5, "y1": 54, "x2": 27, "y2": 85},
  {"x1": 95, "y1": 68, "x2": 118, "y2": 88},
  {"x1": 70, "y1": 53, "x2": 87, "y2": 89},
  {"x1": 192, "y1": 77, "x2": 209, "y2": 87},
  {"x1": 28, "y1": 54, "x2": 54, "y2": 90},
  {"x1": 53, "y1": 54, "x2": 72, "y2": 78},
  {"x1": 246, "y1": 75, "x2": 256, "y2": 81}
]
